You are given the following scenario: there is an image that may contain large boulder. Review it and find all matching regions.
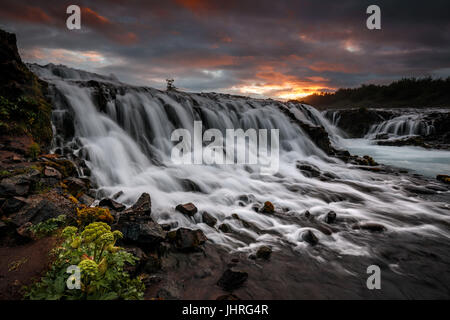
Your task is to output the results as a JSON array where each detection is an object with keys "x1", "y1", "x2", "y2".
[
  {"x1": 9, "y1": 199, "x2": 60, "y2": 227},
  {"x1": 115, "y1": 193, "x2": 161, "y2": 246},
  {"x1": 99, "y1": 198, "x2": 126, "y2": 212},
  {"x1": 119, "y1": 221, "x2": 166, "y2": 245},
  {"x1": 0, "y1": 169, "x2": 40, "y2": 197}
]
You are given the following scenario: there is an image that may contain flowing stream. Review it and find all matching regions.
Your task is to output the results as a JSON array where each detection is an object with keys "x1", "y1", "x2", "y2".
[{"x1": 30, "y1": 64, "x2": 450, "y2": 259}]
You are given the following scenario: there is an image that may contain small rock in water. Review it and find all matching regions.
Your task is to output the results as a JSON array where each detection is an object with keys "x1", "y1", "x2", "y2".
[
  {"x1": 352, "y1": 222, "x2": 387, "y2": 232},
  {"x1": 325, "y1": 211, "x2": 337, "y2": 224},
  {"x1": 436, "y1": 174, "x2": 450, "y2": 184},
  {"x1": 112, "y1": 190, "x2": 124, "y2": 200},
  {"x1": 304, "y1": 210, "x2": 311, "y2": 218},
  {"x1": 202, "y1": 211, "x2": 217, "y2": 227},
  {"x1": 302, "y1": 230, "x2": 319, "y2": 245},
  {"x1": 316, "y1": 224, "x2": 333, "y2": 235},
  {"x1": 260, "y1": 201, "x2": 274, "y2": 214},
  {"x1": 176, "y1": 202, "x2": 198, "y2": 216},
  {"x1": 256, "y1": 246, "x2": 272, "y2": 260},
  {"x1": 217, "y1": 268, "x2": 248, "y2": 291},
  {"x1": 219, "y1": 223, "x2": 232, "y2": 233}
]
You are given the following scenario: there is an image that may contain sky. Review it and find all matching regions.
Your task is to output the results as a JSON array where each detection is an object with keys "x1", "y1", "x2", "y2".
[{"x1": 1, "y1": 0, "x2": 450, "y2": 99}]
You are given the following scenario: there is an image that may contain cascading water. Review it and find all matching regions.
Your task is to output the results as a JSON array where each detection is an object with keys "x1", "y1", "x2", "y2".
[
  {"x1": 29, "y1": 64, "x2": 450, "y2": 259},
  {"x1": 365, "y1": 113, "x2": 435, "y2": 139}
]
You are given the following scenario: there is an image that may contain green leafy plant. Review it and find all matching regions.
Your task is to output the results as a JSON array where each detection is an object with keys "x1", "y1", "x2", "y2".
[
  {"x1": 28, "y1": 215, "x2": 67, "y2": 238},
  {"x1": 26, "y1": 222, "x2": 144, "y2": 300}
]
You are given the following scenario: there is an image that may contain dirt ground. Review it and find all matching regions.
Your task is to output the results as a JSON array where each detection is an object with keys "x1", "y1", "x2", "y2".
[{"x1": 0, "y1": 236, "x2": 57, "y2": 300}]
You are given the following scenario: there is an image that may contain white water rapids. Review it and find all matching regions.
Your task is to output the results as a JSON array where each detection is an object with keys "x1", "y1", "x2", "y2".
[{"x1": 30, "y1": 64, "x2": 450, "y2": 258}]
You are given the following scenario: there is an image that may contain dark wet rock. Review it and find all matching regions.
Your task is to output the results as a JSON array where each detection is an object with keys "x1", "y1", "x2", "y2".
[
  {"x1": 352, "y1": 222, "x2": 387, "y2": 232},
  {"x1": 0, "y1": 196, "x2": 28, "y2": 215},
  {"x1": 119, "y1": 221, "x2": 166, "y2": 246},
  {"x1": 296, "y1": 161, "x2": 321, "y2": 177},
  {"x1": 316, "y1": 224, "x2": 333, "y2": 235},
  {"x1": 116, "y1": 195, "x2": 162, "y2": 245},
  {"x1": 160, "y1": 223, "x2": 172, "y2": 231},
  {"x1": 171, "y1": 227, "x2": 207, "y2": 251},
  {"x1": 9, "y1": 199, "x2": 60, "y2": 227},
  {"x1": 202, "y1": 211, "x2": 217, "y2": 227},
  {"x1": 216, "y1": 294, "x2": 241, "y2": 300},
  {"x1": 260, "y1": 201, "x2": 274, "y2": 214},
  {"x1": 237, "y1": 194, "x2": 256, "y2": 206},
  {"x1": 363, "y1": 155, "x2": 378, "y2": 166},
  {"x1": 112, "y1": 190, "x2": 124, "y2": 200},
  {"x1": 436, "y1": 174, "x2": 450, "y2": 184},
  {"x1": 217, "y1": 268, "x2": 248, "y2": 291},
  {"x1": 375, "y1": 133, "x2": 389, "y2": 140},
  {"x1": 325, "y1": 211, "x2": 337, "y2": 224},
  {"x1": 143, "y1": 253, "x2": 162, "y2": 274},
  {"x1": 325, "y1": 108, "x2": 395, "y2": 138},
  {"x1": 425, "y1": 184, "x2": 448, "y2": 192},
  {"x1": 194, "y1": 268, "x2": 212, "y2": 279},
  {"x1": 175, "y1": 202, "x2": 198, "y2": 216},
  {"x1": 178, "y1": 178, "x2": 203, "y2": 193},
  {"x1": 302, "y1": 230, "x2": 319, "y2": 245},
  {"x1": 219, "y1": 223, "x2": 232, "y2": 233},
  {"x1": 99, "y1": 198, "x2": 126, "y2": 212},
  {"x1": 256, "y1": 246, "x2": 272, "y2": 260},
  {"x1": 352, "y1": 155, "x2": 378, "y2": 166},
  {"x1": 124, "y1": 193, "x2": 151, "y2": 216},
  {"x1": 64, "y1": 177, "x2": 87, "y2": 196},
  {"x1": 404, "y1": 185, "x2": 436, "y2": 195},
  {"x1": 43, "y1": 166, "x2": 62, "y2": 179},
  {"x1": 0, "y1": 169, "x2": 40, "y2": 197},
  {"x1": 78, "y1": 193, "x2": 95, "y2": 206},
  {"x1": 304, "y1": 210, "x2": 311, "y2": 218}
]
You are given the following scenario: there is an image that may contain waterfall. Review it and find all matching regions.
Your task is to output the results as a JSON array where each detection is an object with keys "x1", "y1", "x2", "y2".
[
  {"x1": 365, "y1": 113, "x2": 435, "y2": 139},
  {"x1": 29, "y1": 63, "x2": 449, "y2": 255}
]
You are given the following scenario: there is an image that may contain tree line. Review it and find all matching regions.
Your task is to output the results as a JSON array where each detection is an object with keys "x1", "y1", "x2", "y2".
[{"x1": 301, "y1": 77, "x2": 450, "y2": 109}]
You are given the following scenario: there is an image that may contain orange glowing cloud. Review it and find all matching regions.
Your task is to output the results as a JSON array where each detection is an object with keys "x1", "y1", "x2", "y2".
[
  {"x1": 81, "y1": 7, "x2": 138, "y2": 45},
  {"x1": 0, "y1": 5, "x2": 52, "y2": 24},
  {"x1": 232, "y1": 66, "x2": 335, "y2": 99}
]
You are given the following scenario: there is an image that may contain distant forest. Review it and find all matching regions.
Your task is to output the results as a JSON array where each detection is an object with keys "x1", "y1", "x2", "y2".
[{"x1": 301, "y1": 77, "x2": 450, "y2": 109}]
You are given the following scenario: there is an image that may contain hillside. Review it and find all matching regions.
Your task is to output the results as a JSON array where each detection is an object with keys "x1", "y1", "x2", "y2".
[{"x1": 302, "y1": 78, "x2": 450, "y2": 110}]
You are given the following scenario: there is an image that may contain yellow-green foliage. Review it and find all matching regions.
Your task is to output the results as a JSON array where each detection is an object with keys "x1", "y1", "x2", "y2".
[
  {"x1": 28, "y1": 142, "x2": 40, "y2": 160},
  {"x1": 77, "y1": 207, "x2": 114, "y2": 225},
  {"x1": 26, "y1": 222, "x2": 143, "y2": 300}
]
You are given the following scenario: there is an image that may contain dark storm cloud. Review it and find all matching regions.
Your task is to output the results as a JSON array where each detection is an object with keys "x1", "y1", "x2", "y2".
[{"x1": 1, "y1": 0, "x2": 449, "y2": 98}]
